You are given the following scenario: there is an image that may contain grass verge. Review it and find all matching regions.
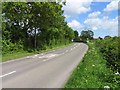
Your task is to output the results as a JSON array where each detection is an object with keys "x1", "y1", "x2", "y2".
[
  {"x1": 64, "y1": 42, "x2": 120, "y2": 88},
  {"x1": 2, "y1": 43, "x2": 73, "y2": 62}
]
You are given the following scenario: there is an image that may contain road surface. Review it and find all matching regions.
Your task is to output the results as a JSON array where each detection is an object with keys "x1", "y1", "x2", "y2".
[{"x1": 2, "y1": 43, "x2": 88, "y2": 88}]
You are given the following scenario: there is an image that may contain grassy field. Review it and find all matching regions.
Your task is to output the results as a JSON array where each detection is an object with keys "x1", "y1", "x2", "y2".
[
  {"x1": 64, "y1": 42, "x2": 120, "y2": 88},
  {"x1": 2, "y1": 43, "x2": 73, "y2": 62}
]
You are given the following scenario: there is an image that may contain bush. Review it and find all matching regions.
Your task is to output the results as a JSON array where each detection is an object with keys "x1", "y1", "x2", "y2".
[
  {"x1": 2, "y1": 40, "x2": 24, "y2": 54},
  {"x1": 95, "y1": 36, "x2": 120, "y2": 73}
]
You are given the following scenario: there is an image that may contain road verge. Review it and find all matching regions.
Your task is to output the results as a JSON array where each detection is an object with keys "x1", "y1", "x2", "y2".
[
  {"x1": 64, "y1": 42, "x2": 120, "y2": 88},
  {"x1": 2, "y1": 43, "x2": 73, "y2": 62}
]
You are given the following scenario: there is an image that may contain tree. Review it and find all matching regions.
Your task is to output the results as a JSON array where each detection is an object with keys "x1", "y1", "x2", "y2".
[
  {"x1": 98, "y1": 37, "x2": 103, "y2": 40},
  {"x1": 73, "y1": 30, "x2": 80, "y2": 42},
  {"x1": 80, "y1": 30, "x2": 94, "y2": 42},
  {"x1": 74, "y1": 30, "x2": 79, "y2": 38},
  {"x1": 104, "y1": 35, "x2": 111, "y2": 39},
  {"x1": 2, "y1": 2, "x2": 75, "y2": 54}
]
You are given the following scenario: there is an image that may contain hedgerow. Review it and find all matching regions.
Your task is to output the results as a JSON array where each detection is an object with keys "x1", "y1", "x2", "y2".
[{"x1": 95, "y1": 36, "x2": 120, "y2": 73}]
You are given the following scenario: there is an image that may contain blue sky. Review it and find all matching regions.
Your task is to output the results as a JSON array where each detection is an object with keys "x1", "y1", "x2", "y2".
[{"x1": 62, "y1": 0, "x2": 119, "y2": 38}]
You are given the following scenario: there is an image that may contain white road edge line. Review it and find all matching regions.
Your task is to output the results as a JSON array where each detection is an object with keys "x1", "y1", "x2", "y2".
[{"x1": 0, "y1": 71, "x2": 16, "y2": 78}]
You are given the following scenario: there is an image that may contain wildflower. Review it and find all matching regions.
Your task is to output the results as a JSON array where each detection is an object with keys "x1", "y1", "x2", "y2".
[
  {"x1": 85, "y1": 68, "x2": 87, "y2": 70},
  {"x1": 104, "y1": 86, "x2": 110, "y2": 89},
  {"x1": 92, "y1": 64, "x2": 95, "y2": 67},
  {"x1": 115, "y1": 71, "x2": 119, "y2": 75}
]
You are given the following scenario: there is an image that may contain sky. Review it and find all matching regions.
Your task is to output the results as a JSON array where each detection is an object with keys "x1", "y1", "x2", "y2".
[{"x1": 62, "y1": 0, "x2": 119, "y2": 38}]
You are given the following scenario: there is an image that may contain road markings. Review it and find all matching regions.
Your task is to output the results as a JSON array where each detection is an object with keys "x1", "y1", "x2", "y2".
[
  {"x1": 26, "y1": 56, "x2": 31, "y2": 59},
  {"x1": 34, "y1": 54, "x2": 38, "y2": 57},
  {"x1": 39, "y1": 56, "x2": 43, "y2": 58},
  {"x1": 65, "y1": 50, "x2": 68, "y2": 52},
  {"x1": 43, "y1": 60, "x2": 47, "y2": 61},
  {"x1": 0, "y1": 71, "x2": 16, "y2": 78},
  {"x1": 41, "y1": 54, "x2": 44, "y2": 55}
]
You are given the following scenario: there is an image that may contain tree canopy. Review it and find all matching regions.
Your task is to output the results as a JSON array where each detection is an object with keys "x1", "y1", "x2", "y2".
[
  {"x1": 2, "y1": 2, "x2": 75, "y2": 54},
  {"x1": 80, "y1": 30, "x2": 94, "y2": 42}
]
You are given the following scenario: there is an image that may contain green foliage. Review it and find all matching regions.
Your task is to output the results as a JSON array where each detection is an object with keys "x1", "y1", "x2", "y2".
[
  {"x1": 2, "y1": 2, "x2": 75, "y2": 55},
  {"x1": 73, "y1": 30, "x2": 80, "y2": 42},
  {"x1": 104, "y1": 35, "x2": 111, "y2": 39},
  {"x1": 2, "y1": 43, "x2": 73, "y2": 62},
  {"x1": 2, "y1": 40, "x2": 23, "y2": 54},
  {"x1": 74, "y1": 30, "x2": 79, "y2": 38},
  {"x1": 95, "y1": 37, "x2": 120, "y2": 73},
  {"x1": 80, "y1": 30, "x2": 94, "y2": 43},
  {"x1": 65, "y1": 42, "x2": 120, "y2": 88}
]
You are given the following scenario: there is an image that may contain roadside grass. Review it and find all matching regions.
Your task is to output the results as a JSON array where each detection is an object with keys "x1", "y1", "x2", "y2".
[
  {"x1": 64, "y1": 42, "x2": 120, "y2": 88},
  {"x1": 2, "y1": 43, "x2": 73, "y2": 62}
]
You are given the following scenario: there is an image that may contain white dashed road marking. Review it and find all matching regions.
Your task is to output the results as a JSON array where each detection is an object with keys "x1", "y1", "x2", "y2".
[
  {"x1": 39, "y1": 54, "x2": 58, "y2": 59},
  {"x1": 65, "y1": 50, "x2": 68, "y2": 52},
  {"x1": 0, "y1": 71, "x2": 16, "y2": 78}
]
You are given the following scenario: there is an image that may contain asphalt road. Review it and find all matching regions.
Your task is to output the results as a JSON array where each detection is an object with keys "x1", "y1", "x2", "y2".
[{"x1": 2, "y1": 43, "x2": 88, "y2": 88}]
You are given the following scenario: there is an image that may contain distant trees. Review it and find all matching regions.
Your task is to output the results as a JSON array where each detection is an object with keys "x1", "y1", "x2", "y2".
[
  {"x1": 73, "y1": 30, "x2": 80, "y2": 42},
  {"x1": 104, "y1": 35, "x2": 111, "y2": 39},
  {"x1": 74, "y1": 30, "x2": 79, "y2": 38},
  {"x1": 2, "y1": 2, "x2": 75, "y2": 54},
  {"x1": 98, "y1": 37, "x2": 103, "y2": 40},
  {"x1": 80, "y1": 30, "x2": 94, "y2": 42},
  {"x1": 72, "y1": 30, "x2": 94, "y2": 43}
]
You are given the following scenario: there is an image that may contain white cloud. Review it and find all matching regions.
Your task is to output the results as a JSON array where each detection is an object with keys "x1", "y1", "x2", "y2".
[
  {"x1": 62, "y1": 0, "x2": 93, "y2": 17},
  {"x1": 88, "y1": 11, "x2": 101, "y2": 18},
  {"x1": 84, "y1": 18, "x2": 101, "y2": 28},
  {"x1": 104, "y1": 0, "x2": 119, "y2": 12},
  {"x1": 84, "y1": 16, "x2": 118, "y2": 32},
  {"x1": 92, "y1": 27, "x2": 98, "y2": 30},
  {"x1": 67, "y1": 20, "x2": 83, "y2": 29}
]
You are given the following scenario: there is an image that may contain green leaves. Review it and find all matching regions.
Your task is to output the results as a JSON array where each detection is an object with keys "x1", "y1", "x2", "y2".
[
  {"x1": 95, "y1": 37, "x2": 120, "y2": 73},
  {"x1": 2, "y1": 2, "x2": 74, "y2": 54},
  {"x1": 80, "y1": 30, "x2": 94, "y2": 42}
]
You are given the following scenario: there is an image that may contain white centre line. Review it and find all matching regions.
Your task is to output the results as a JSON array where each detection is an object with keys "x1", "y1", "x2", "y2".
[{"x1": 0, "y1": 71, "x2": 16, "y2": 78}]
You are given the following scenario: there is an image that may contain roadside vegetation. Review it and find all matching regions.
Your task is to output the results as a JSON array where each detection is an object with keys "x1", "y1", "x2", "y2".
[
  {"x1": 2, "y1": 43, "x2": 73, "y2": 62},
  {"x1": 65, "y1": 37, "x2": 120, "y2": 88},
  {"x1": 2, "y1": 2, "x2": 94, "y2": 62},
  {"x1": 2, "y1": 2, "x2": 77, "y2": 61},
  {"x1": 2, "y1": 2, "x2": 119, "y2": 88},
  {"x1": 95, "y1": 36, "x2": 120, "y2": 74}
]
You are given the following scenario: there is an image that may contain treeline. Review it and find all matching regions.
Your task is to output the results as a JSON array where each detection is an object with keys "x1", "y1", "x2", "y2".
[
  {"x1": 2, "y1": 2, "x2": 75, "y2": 54},
  {"x1": 73, "y1": 30, "x2": 94, "y2": 43},
  {"x1": 95, "y1": 36, "x2": 120, "y2": 73}
]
